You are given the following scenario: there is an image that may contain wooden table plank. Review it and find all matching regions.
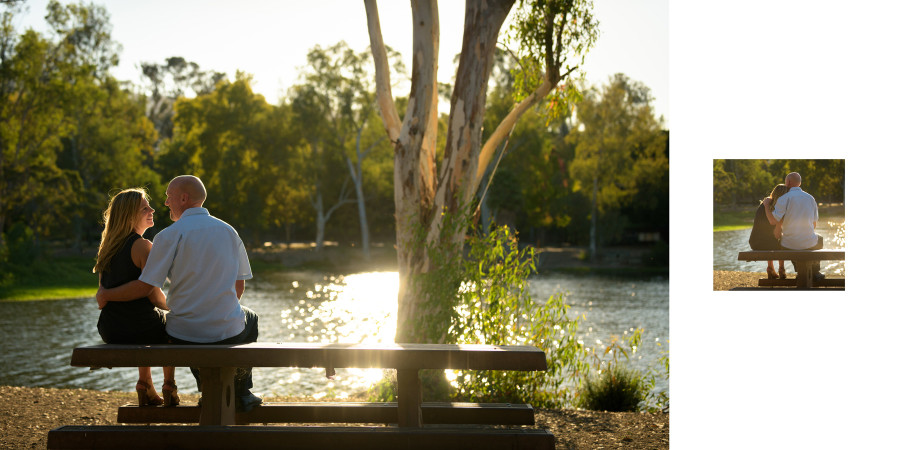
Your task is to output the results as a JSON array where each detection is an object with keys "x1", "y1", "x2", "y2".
[
  {"x1": 117, "y1": 402, "x2": 537, "y2": 425},
  {"x1": 737, "y1": 250, "x2": 845, "y2": 261},
  {"x1": 71, "y1": 343, "x2": 548, "y2": 371},
  {"x1": 48, "y1": 425, "x2": 556, "y2": 450}
]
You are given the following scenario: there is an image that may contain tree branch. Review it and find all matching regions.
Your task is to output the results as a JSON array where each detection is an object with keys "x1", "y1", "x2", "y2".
[
  {"x1": 364, "y1": 0, "x2": 402, "y2": 143},
  {"x1": 477, "y1": 75, "x2": 555, "y2": 184}
]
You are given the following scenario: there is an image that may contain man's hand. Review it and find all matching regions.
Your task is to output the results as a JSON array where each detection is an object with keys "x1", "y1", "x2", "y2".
[{"x1": 762, "y1": 197, "x2": 772, "y2": 207}]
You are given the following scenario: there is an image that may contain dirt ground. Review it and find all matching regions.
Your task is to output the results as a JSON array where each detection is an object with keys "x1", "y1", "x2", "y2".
[{"x1": 0, "y1": 385, "x2": 668, "y2": 449}]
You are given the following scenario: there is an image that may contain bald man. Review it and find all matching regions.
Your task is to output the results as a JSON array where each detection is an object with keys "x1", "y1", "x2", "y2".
[
  {"x1": 764, "y1": 172, "x2": 824, "y2": 280},
  {"x1": 96, "y1": 175, "x2": 262, "y2": 412}
]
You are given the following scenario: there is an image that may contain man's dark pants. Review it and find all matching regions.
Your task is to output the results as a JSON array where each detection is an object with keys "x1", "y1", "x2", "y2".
[
  {"x1": 167, "y1": 306, "x2": 259, "y2": 398},
  {"x1": 782, "y1": 235, "x2": 824, "y2": 274}
]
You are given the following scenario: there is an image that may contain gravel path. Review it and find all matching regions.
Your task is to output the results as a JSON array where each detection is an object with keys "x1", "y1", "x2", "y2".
[{"x1": 1, "y1": 385, "x2": 668, "y2": 449}]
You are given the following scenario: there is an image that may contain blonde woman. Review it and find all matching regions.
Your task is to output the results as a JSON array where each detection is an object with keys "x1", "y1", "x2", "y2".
[
  {"x1": 93, "y1": 188, "x2": 179, "y2": 407},
  {"x1": 748, "y1": 184, "x2": 790, "y2": 279}
]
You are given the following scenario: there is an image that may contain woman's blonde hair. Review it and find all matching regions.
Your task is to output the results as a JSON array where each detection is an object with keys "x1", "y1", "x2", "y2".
[
  {"x1": 93, "y1": 188, "x2": 150, "y2": 275},
  {"x1": 767, "y1": 184, "x2": 790, "y2": 207}
]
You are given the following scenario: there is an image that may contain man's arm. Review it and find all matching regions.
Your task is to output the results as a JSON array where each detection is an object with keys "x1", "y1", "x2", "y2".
[
  {"x1": 96, "y1": 280, "x2": 154, "y2": 309},
  {"x1": 235, "y1": 279, "x2": 245, "y2": 299}
]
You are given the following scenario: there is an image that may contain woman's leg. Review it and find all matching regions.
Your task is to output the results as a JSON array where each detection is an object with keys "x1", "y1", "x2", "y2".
[
  {"x1": 162, "y1": 366, "x2": 179, "y2": 406},
  {"x1": 163, "y1": 366, "x2": 176, "y2": 385},
  {"x1": 136, "y1": 367, "x2": 162, "y2": 405},
  {"x1": 766, "y1": 260, "x2": 778, "y2": 278}
]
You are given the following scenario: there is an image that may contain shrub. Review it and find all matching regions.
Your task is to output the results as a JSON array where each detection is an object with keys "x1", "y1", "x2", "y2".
[
  {"x1": 580, "y1": 328, "x2": 670, "y2": 412},
  {"x1": 580, "y1": 364, "x2": 643, "y2": 412},
  {"x1": 443, "y1": 224, "x2": 589, "y2": 408},
  {"x1": 369, "y1": 212, "x2": 589, "y2": 408}
]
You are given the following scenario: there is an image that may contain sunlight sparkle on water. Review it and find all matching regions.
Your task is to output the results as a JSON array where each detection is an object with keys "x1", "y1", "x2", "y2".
[{"x1": 276, "y1": 272, "x2": 399, "y2": 394}]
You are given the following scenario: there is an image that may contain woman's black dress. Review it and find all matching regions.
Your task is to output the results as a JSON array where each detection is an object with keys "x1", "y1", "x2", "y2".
[
  {"x1": 748, "y1": 203, "x2": 780, "y2": 251},
  {"x1": 96, "y1": 232, "x2": 167, "y2": 344}
]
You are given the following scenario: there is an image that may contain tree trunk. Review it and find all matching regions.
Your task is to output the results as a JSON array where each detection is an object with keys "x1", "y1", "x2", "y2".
[
  {"x1": 590, "y1": 175, "x2": 598, "y2": 261},
  {"x1": 366, "y1": 0, "x2": 551, "y2": 344},
  {"x1": 314, "y1": 189, "x2": 326, "y2": 252},
  {"x1": 347, "y1": 127, "x2": 375, "y2": 261}
]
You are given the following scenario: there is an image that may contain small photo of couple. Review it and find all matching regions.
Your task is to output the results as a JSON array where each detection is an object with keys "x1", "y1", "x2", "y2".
[{"x1": 712, "y1": 159, "x2": 845, "y2": 290}]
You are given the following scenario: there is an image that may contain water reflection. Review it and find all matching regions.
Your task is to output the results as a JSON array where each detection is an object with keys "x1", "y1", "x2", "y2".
[
  {"x1": 273, "y1": 272, "x2": 398, "y2": 398},
  {"x1": 0, "y1": 271, "x2": 669, "y2": 405}
]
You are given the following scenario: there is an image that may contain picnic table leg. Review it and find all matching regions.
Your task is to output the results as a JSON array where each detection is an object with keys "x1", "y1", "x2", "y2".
[
  {"x1": 198, "y1": 367, "x2": 237, "y2": 425},
  {"x1": 795, "y1": 261, "x2": 812, "y2": 289},
  {"x1": 396, "y1": 369, "x2": 423, "y2": 427}
]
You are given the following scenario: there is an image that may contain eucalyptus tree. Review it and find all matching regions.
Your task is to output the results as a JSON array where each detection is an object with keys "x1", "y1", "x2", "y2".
[
  {"x1": 290, "y1": 42, "x2": 401, "y2": 255},
  {"x1": 364, "y1": 0, "x2": 598, "y2": 343}
]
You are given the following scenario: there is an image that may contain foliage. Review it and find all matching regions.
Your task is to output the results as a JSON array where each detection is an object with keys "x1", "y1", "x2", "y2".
[
  {"x1": 403, "y1": 209, "x2": 589, "y2": 407},
  {"x1": 567, "y1": 74, "x2": 668, "y2": 247},
  {"x1": 2, "y1": 0, "x2": 667, "y2": 270},
  {"x1": 504, "y1": 0, "x2": 599, "y2": 122},
  {"x1": 581, "y1": 361, "x2": 643, "y2": 412},
  {"x1": 580, "y1": 328, "x2": 669, "y2": 412},
  {"x1": 713, "y1": 159, "x2": 844, "y2": 207}
]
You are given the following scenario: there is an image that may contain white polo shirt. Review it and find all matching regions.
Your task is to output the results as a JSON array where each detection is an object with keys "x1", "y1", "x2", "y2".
[
  {"x1": 772, "y1": 187, "x2": 819, "y2": 250},
  {"x1": 140, "y1": 207, "x2": 253, "y2": 342}
]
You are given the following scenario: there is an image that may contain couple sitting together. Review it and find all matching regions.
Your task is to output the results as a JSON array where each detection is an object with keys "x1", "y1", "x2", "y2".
[
  {"x1": 92, "y1": 175, "x2": 263, "y2": 412},
  {"x1": 748, "y1": 171, "x2": 825, "y2": 280}
]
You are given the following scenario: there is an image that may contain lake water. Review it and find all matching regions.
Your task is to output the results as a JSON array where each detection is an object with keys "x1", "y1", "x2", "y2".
[
  {"x1": 714, "y1": 219, "x2": 845, "y2": 276},
  {"x1": 0, "y1": 271, "x2": 668, "y2": 403}
]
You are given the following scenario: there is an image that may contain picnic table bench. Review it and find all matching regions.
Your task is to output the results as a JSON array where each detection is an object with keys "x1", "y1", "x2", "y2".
[
  {"x1": 48, "y1": 342, "x2": 554, "y2": 449},
  {"x1": 737, "y1": 249, "x2": 845, "y2": 289}
]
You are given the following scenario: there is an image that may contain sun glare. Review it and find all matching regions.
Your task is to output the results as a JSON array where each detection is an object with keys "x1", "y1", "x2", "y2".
[{"x1": 277, "y1": 271, "x2": 399, "y2": 394}]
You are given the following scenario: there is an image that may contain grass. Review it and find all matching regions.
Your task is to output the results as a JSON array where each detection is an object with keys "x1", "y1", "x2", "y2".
[
  {"x1": 0, "y1": 255, "x2": 98, "y2": 302},
  {"x1": 713, "y1": 207, "x2": 755, "y2": 232},
  {"x1": 714, "y1": 203, "x2": 845, "y2": 233}
]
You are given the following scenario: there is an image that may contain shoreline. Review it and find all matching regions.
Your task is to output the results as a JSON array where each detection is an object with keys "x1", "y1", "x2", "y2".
[
  {"x1": 2, "y1": 244, "x2": 668, "y2": 302},
  {"x1": 0, "y1": 385, "x2": 668, "y2": 449}
]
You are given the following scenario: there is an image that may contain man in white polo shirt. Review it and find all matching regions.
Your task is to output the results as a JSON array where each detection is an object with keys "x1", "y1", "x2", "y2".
[
  {"x1": 96, "y1": 175, "x2": 262, "y2": 412},
  {"x1": 764, "y1": 171, "x2": 824, "y2": 280}
]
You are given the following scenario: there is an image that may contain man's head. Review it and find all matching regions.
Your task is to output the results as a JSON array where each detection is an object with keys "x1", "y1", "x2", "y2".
[
  {"x1": 165, "y1": 175, "x2": 207, "y2": 221},
  {"x1": 785, "y1": 172, "x2": 802, "y2": 188}
]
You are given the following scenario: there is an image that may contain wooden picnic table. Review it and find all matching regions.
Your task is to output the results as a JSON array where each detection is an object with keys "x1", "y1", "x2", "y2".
[
  {"x1": 737, "y1": 249, "x2": 845, "y2": 289},
  {"x1": 48, "y1": 342, "x2": 554, "y2": 449}
]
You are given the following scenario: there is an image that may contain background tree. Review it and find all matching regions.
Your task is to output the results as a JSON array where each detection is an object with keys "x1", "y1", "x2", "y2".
[
  {"x1": 289, "y1": 42, "x2": 403, "y2": 255},
  {"x1": 365, "y1": 0, "x2": 598, "y2": 343},
  {"x1": 712, "y1": 159, "x2": 845, "y2": 208},
  {"x1": 290, "y1": 72, "x2": 354, "y2": 252},
  {"x1": 158, "y1": 74, "x2": 290, "y2": 243},
  {"x1": 140, "y1": 56, "x2": 225, "y2": 147},
  {"x1": 569, "y1": 74, "x2": 667, "y2": 259}
]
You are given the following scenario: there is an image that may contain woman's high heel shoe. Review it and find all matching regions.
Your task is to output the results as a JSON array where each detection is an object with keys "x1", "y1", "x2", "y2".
[
  {"x1": 779, "y1": 268, "x2": 787, "y2": 279},
  {"x1": 162, "y1": 382, "x2": 180, "y2": 407},
  {"x1": 767, "y1": 268, "x2": 779, "y2": 279},
  {"x1": 136, "y1": 381, "x2": 163, "y2": 407}
]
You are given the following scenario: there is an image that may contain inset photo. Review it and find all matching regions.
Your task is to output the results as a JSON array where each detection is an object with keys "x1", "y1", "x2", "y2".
[{"x1": 713, "y1": 160, "x2": 845, "y2": 290}]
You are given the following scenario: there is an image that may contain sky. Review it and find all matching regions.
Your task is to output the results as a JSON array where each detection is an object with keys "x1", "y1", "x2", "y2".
[{"x1": 13, "y1": 0, "x2": 669, "y2": 121}]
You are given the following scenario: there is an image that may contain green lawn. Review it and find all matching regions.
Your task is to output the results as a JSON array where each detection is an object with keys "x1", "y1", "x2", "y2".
[
  {"x1": 713, "y1": 208, "x2": 755, "y2": 232},
  {"x1": 0, "y1": 255, "x2": 98, "y2": 301},
  {"x1": 714, "y1": 203, "x2": 845, "y2": 233}
]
